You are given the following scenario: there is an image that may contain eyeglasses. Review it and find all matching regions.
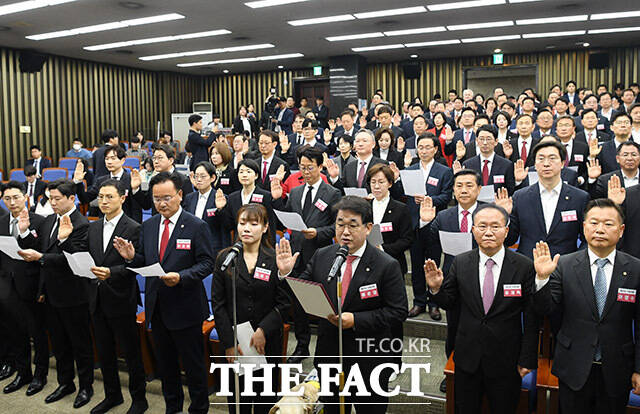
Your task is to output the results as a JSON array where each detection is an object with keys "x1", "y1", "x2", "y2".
[
  {"x1": 473, "y1": 224, "x2": 505, "y2": 233},
  {"x1": 476, "y1": 138, "x2": 495, "y2": 143},
  {"x1": 535, "y1": 155, "x2": 561, "y2": 163},
  {"x1": 619, "y1": 152, "x2": 640, "y2": 158},
  {"x1": 152, "y1": 156, "x2": 167, "y2": 161},
  {"x1": 152, "y1": 193, "x2": 178, "y2": 204},
  {"x1": 614, "y1": 120, "x2": 631, "y2": 126},
  {"x1": 194, "y1": 174, "x2": 211, "y2": 180},
  {"x1": 299, "y1": 165, "x2": 316, "y2": 172},
  {"x1": 336, "y1": 221, "x2": 363, "y2": 231},
  {"x1": 258, "y1": 141, "x2": 273, "y2": 147}
]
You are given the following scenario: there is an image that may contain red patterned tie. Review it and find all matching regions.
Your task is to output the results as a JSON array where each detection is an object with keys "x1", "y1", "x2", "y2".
[
  {"x1": 482, "y1": 159, "x2": 489, "y2": 186},
  {"x1": 357, "y1": 161, "x2": 366, "y2": 188},
  {"x1": 159, "y1": 218, "x2": 170, "y2": 261},
  {"x1": 460, "y1": 210, "x2": 469, "y2": 233},
  {"x1": 341, "y1": 255, "x2": 358, "y2": 304},
  {"x1": 262, "y1": 161, "x2": 268, "y2": 184},
  {"x1": 520, "y1": 141, "x2": 527, "y2": 164}
]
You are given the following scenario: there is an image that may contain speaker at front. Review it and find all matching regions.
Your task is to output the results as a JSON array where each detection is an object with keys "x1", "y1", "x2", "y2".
[
  {"x1": 403, "y1": 62, "x2": 421, "y2": 80},
  {"x1": 19, "y1": 51, "x2": 47, "y2": 73}
]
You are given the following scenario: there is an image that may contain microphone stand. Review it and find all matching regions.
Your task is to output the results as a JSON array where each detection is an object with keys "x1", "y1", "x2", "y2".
[
  {"x1": 231, "y1": 260, "x2": 240, "y2": 413},
  {"x1": 336, "y1": 269, "x2": 345, "y2": 414}
]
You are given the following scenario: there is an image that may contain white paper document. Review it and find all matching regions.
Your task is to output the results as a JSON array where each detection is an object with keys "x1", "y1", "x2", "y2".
[
  {"x1": 235, "y1": 321, "x2": 268, "y2": 375},
  {"x1": 64, "y1": 251, "x2": 97, "y2": 279},
  {"x1": 367, "y1": 224, "x2": 384, "y2": 247},
  {"x1": 439, "y1": 231, "x2": 473, "y2": 256},
  {"x1": 0, "y1": 236, "x2": 24, "y2": 260},
  {"x1": 344, "y1": 187, "x2": 369, "y2": 197},
  {"x1": 400, "y1": 169, "x2": 426, "y2": 196},
  {"x1": 478, "y1": 184, "x2": 495, "y2": 203},
  {"x1": 528, "y1": 171, "x2": 539, "y2": 185},
  {"x1": 274, "y1": 210, "x2": 308, "y2": 231},
  {"x1": 285, "y1": 277, "x2": 336, "y2": 319},
  {"x1": 127, "y1": 262, "x2": 166, "y2": 277}
]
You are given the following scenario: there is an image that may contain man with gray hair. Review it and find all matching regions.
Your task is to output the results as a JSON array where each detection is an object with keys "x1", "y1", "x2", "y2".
[{"x1": 463, "y1": 89, "x2": 475, "y2": 102}]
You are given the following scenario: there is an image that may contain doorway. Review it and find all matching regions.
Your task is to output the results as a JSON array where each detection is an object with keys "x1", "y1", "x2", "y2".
[{"x1": 293, "y1": 78, "x2": 330, "y2": 108}]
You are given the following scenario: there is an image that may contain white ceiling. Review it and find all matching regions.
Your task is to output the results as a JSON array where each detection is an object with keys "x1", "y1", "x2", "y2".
[{"x1": 0, "y1": 0, "x2": 638, "y2": 75}]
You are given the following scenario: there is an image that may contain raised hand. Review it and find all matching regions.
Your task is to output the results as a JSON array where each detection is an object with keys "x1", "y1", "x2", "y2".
[
  {"x1": 607, "y1": 174, "x2": 626, "y2": 205},
  {"x1": 323, "y1": 128, "x2": 333, "y2": 145},
  {"x1": 57, "y1": 215, "x2": 73, "y2": 240},
  {"x1": 215, "y1": 188, "x2": 227, "y2": 209},
  {"x1": 242, "y1": 139, "x2": 249, "y2": 154},
  {"x1": 532, "y1": 241, "x2": 560, "y2": 280},
  {"x1": 393, "y1": 113, "x2": 401, "y2": 127},
  {"x1": 514, "y1": 159, "x2": 529, "y2": 182},
  {"x1": 495, "y1": 187, "x2": 513, "y2": 214},
  {"x1": 325, "y1": 158, "x2": 340, "y2": 179},
  {"x1": 396, "y1": 136, "x2": 406, "y2": 152},
  {"x1": 335, "y1": 117, "x2": 342, "y2": 128},
  {"x1": 361, "y1": 107, "x2": 368, "y2": 118},
  {"x1": 589, "y1": 137, "x2": 602, "y2": 158},
  {"x1": 587, "y1": 159, "x2": 602, "y2": 180},
  {"x1": 424, "y1": 259, "x2": 444, "y2": 292},
  {"x1": 73, "y1": 161, "x2": 86, "y2": 182},
  {"x1": 113, "y1": 236, "x2": 135, "y2": 261},
  {"x1": 502, "y1": 139, "x2": 513, "y2": 158},
  {"x1": 389, "y1": 161, "x2": 400, "y2": 181},
  {"x1": 328, "y1": 118, "x2": 336, "y2": 132},
  {"x1": 420, "y1": 196, "x2": 436, "y2": 223},
  {"x1": 189, "y1": 171, "x2": 196, "y2": 187},
  {"x1": 279, "y1": 132, "x2": 290, "y2": 153},
  {"x1": 456, "y1": 140, "x2": 466, "y2": 160},
  {"x1": 359, "y1": 116, "x2": 368, "y2": 129},
  {"x1": 275, "y1": 239, "x2": 300, "y2": 276},
  {"x1": 17, "y1": 208, "x2": 30, "y2": 233},
  {"x1": 275, "y1": 164, "x2": 286, "y2": 182},
  {"x1": 271, "y1": 178, "x2": 284, "y2": 200},
  {"x1": 130, "y1": 169, "x2": 142, "y2": 190},
  {"x1": 404, "y1": 150, "x2": 413, "y2": 168}
]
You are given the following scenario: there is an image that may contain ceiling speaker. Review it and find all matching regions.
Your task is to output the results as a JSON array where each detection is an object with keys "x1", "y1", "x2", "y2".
[{"x1": 19, "y1": 51, "x2": 47, "y2": 73}]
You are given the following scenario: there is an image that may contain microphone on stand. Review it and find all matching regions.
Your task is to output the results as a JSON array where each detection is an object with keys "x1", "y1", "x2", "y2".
[
  {"x1": 221, "y1": 241, "x2": 243, "y2": 272},
  {"x1": 327, "y1": 245, "x2": 349, "y2": 282}
]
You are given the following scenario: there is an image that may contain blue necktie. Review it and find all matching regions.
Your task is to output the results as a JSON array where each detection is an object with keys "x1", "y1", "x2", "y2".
[{"x1": 593, "y1": 257, "x2": 608, "y2": 361}]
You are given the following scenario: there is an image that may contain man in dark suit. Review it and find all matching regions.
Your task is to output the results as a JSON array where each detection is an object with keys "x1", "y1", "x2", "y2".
[
  {"x1": 609, "y1": 175, "x2": 640, "y2": 259},
  {"x1": 555, "y1": 115, "x2": 589, "y2": 187},
  {"x1": 83, "y1": 179, "x2": 147, "y2": 414},
  {"x1": 252, "y1": 130, "x2": 290, "y2": 191},
  {"x1": 312, "y1": 96, "x2": 329, "y2": 129},
  {"x1": 24, "y1": 145, "x2": 51, "y2": 178},
  {"x1": 574, "y1": 95, "x2": 611, "y2": 135},
  {"x1": 502, "y1": 113, "x2": 540, "y2": 169},
  {"x1": 589, "y1": 141, "x2": 640, "y2": 199},
  {"x1": 271, "y1": 146, "x2": 341, "y2": 363},
  {"x1": 299, "y1": 119, "x2": 329, "y2": 154},
  {"x1": 114, "y1": 172, "x2": 214, "y2": 414},
  {"x1": 598, "y1": 92, "x2": 619, "y2": 124},
  {"x1": 17, "y1": 179, "x2": 94, "y2": 408},
  {"x1": 74, "y1": 145, "x2": 143, "y2": 222},
  {"x1": 92, "y1": 129, "x2": 120, "y2": 178},
  {"x1": 596, "y1": 112, "x2": 634, "y2": 174},
  {"x1": 444, "y1": 108, "x2": 476, "y2": 157},
  {"x1": 400, "y1": 132, "x2": 453, "y2": 319},
  {"x1": 0, "y1": 182, "x2": 48, "y2": 395},
  {"x1": 426, "y1": 203, "x2": 538, "y2": 412},
  {"x1": 562, "y1": 80, "x2": 579, "y2": 105},
  {"x1": 272, "y1": 97, "x2": 294, "y2": 135},
  {"x1": 402, "y1": 115, "x2": 430, "y2": 150},
  {"x1": 462, "y1": 125, "x2": 515, "y2": 195},
  {"x1": 533, "y1": 199, "x2": 640, "y2": 413},
  {"x1": 499, "y1": 140, "x2": 590, "y2": 260},
  {"x1": 187, "y1": 114, "x2": 215, "y2": 172},
  {"x1": 22, "y1": 165, "x2": 46, "y2": 209},
  {"x1": 373, "y1": 105, "x2": 404, "y2": 140},
  {"x1": 275, "y1": 196, "x2": 408, "y2": 414},
  {"x1": 288, "y1": 114, "x2": 306, "y2": 147}
]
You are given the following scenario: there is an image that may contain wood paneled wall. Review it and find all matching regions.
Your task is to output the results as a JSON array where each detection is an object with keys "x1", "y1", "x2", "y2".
[{"x1": 367, "y1": 47, "x2": 640, "y2": 112}]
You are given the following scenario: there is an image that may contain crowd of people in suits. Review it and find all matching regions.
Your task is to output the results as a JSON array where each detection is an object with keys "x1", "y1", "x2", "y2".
[{"x1": 1, "y1": 81, "x2": 640, "y2": 413}]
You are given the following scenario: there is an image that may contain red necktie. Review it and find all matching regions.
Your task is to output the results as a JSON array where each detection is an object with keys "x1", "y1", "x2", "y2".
[
  {"x1": 520, "y1": 141, "x2": 527, "y2": 164},
  {"x1": 564, "y1": 144, "x2": 570, "y2": 167},
  {"x1": 482, "y1": 159, "x2": 489, "y2": 186},
  {"x1": 460, "y1": 210, "x2": 470, "y2": 233},
  {"x1": 341, "y1": 255, "x2": 358, "y2": 304},
  {"x1": 159, "y1": 218, "x2": 170, "y2": 261},
  {"x1": 262, "y1": 161, "x2": 268, "y2": 184},
  {"x1": 357, "y1": 161, "x2": 366, "y2": 188},
  {"x1": 464, "y1": 130, "x2": 470, "y2": 144}
]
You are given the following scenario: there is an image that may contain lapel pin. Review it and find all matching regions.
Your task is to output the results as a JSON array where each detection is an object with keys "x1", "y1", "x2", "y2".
[
  {"x1": 565, "y1": 196, "x2": 569, "y2": 200},
  {"x1": 366, "y1": 267, "x2": 370, "y2": 272},
  {"x1": 181, "y1": 224, "x2": 184, "y2": 228},
  {"x1": 262, "y1": 263, "x2": 265, "y2": 267},
  {"x1": 388, "y1": 210, "x2": 392, "y2": 214},
  {"x1": 623, "y1": 271, "x2": 628, "y2": 277}
]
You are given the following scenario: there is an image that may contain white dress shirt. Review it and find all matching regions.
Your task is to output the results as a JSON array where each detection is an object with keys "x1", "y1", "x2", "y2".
[
  {"x1": 103, "y1": 211, "x2": 124, "y2": 252},
  {"x1": 157, "y1": 207, "x2": 182, "y2": 252},
  {"x1": 561, "y1": 139, "x2": 573, "y2": 162},
  {"x1": 301, "y1": 179, "x2": 321, "y2": 210},
  {"x1": 539, "y1": 180, "x2": 563, "y2": 233},
  {"x1": 241, "y1": 188, "x2": 254, "y2": 206},
  {"x1": 111, "y1": 169, "x2": 124, "y2": 180},
  {"x1": 536, "y1": 248, "x2": 616, "y2": 291},
  {"x1": 518, "y1": 136, "x2": 532, "y2": 157},
  {"x1": 479, "y1": 153, "x2": 495, "y2": 176},
  {"x1": 379, "y1": 149, "x2": 389, "y2": 161},
  {"x1": 241, "y1": 116, "x2": 252, "y2": 133},
  {"x1": 33, "y1": 157, "x2": 41, "y2": 175},
  {"x1": 420, "y1": 159, "x2": 435, "y2": 184},
  {"x1": 632, "y1": 127, "x2": 640, "y2": 143},
  {"x1": 372, "y1": 195, "x2": 390, "y2": 224},
  {"x1": 26, "y1": 181, "x2": 36, "y2": 206},
  {"x1": 584, "y1": 129, "x2": 598, "y2": 143},
  {"x1": 354, "y1": 154, "x2": 374, "y2": 183},
  {"x1": 478, "y1": 247, "x2": 505, "y2": 299},
  {"x1": 261, "y1": 153, "x2": 275, "y2": 178},
  {"x1": 340, "y1": 241, "x2": 367, "y2": 279},
  {"x1": 600, "y1": 108, "x2": 613, "y2": 121},
  {"x1": 622, "y1": 169, "x2": 640, "y2": 189},
  {"x1": 194, "y1": 189, "x2": 212, "y2": 219},
  {"x1": 497, "y1": 130, "x2": 508, "y2": 144},
  {"x1": 458, "y1": 202, "x2": 478, "y2": 233}
]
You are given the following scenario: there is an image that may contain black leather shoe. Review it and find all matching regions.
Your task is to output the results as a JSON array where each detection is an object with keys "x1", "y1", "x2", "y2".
[
  {"x1": 408, "y1": 305, "x2": 426, "y2": 318},
  {"x1": 429, "y1": 306, "x2": 442, "y2": 321},
  {"x1": 3, "y1": 375, "x2": 32, "y2": 394},
  {"x1": 127, "y1": 398, "x2": 149, "y2": 414},
  {"x1": 287, "y1": 348, "x2": 310, "y2": 364},
  {"x1": 73, "y1": 387, "x2": 94, "y2": 409},
  {"x1": 45, "y1": 383, "x2": 76, "y2": 404},
  {"x1": 26, "y1": 377, "x2": 47, "y2": 396},
  {"x1": 90, "y1": 396, "x2": 124, "y2": 414},
  {"x1": 0, "y1": 364, "x2": 16, "y2": 381},
  {"x1": 439, "y1": 378, "x2": 447, "y2": 393}
]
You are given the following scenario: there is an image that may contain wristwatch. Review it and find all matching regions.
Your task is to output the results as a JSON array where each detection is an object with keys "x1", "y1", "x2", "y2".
[{"x1": 38, "y1": 256, "x2": 45, "y2": 266}]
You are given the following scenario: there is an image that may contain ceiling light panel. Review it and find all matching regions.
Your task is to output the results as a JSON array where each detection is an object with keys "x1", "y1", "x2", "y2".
[
  {"x1": 588, "y1": 27, "x2": 640, "y2": 34},
  {"x1": 326, "y1": 32, "x2": 384, "y2": 41},
  {"x1": 288, "y1": 14, "x2": 355, "y2": 26},
  {"x1": 177, "y1": 53, "x2": 303, "y2": 67},
  {"x1": 351, "y1": 44, "x2": 405, "y2": 52},
  {"x1": 591, "y1": 10, "x2": 640, "y2": 20},
  {"x1": 353, "y1": 6, "x2": 427, "y2": 19},
  {"x1": 0, "y1": 0, "x2": 78, "y2": 17},
  {"x1": 404, "y1": 39, "x2": 461, "y2": 47},
  {"x1": 26, "y1": 13, "x2": 185, "y2": 40},
  {"x1": 84, "y1": 29, "x2": 231, "y2": 51},
  {"x1": 139, "y1": 43, "x2": 275, "y2": 61},
  {"x1": 522, "y1": 30, "x2": 585, "y2": 38},
  {"x1": 461, "y1": 34, "x2": 520, "y2": 42},
  {"x1": 516, "y1": 15, "x2": 587, "y2": 25},
  {"x1": 384, "y1": 26, "x2": 446, "y2": 36},
  {"x1": 245, "y1": 0, "x2": 310, "y2": 8},
  {"x1": 447, "y1": 20, "x2": 513, "y2": 30},
  {"x1": 428, "y1": 0, "x2": 505, "y2": 11}
]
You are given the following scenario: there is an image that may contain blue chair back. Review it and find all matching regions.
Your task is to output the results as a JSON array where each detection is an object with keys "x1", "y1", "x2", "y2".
[
  {"x1": 42, "y1": 168, "x2": 68, "y2": 181},
  {"x1": 9, "y1": 169, "x2": 26, "y2": 182},
  {"x1": 124, "y1": 157, "x2": 140, "y2": 169}
]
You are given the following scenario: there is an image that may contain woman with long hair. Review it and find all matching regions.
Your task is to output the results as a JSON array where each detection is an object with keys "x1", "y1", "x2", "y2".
[{"x1": 209, "y1": 142, "x2": 240, "y2": 195}]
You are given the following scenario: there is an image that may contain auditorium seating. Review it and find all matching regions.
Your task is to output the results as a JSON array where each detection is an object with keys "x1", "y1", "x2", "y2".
[
  {"x1": 124, "y1": 157, "x2": 141, "y2": 169},
  {"x1": 58, "y1": 157, "x2": 79, "y2": 174},
  {"x1": 9, "y1": 168, "x2": 25, "y2": 182},
  {"x1": 42, "y1": 167, "x2": 68, "y2": 181}
]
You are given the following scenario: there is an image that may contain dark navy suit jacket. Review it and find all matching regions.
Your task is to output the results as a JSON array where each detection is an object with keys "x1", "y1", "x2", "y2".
[
  {"x1": 402, "y1": 161, "x2": 453, "y2": 229},
  {"x1": 184, "y1": 190, "x2": 230, "y2": 256},
  {"x1": 463, "y1": 154, "x2": 515, "y2": 195}
]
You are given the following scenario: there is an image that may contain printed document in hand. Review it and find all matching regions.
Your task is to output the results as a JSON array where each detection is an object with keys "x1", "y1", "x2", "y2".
[
  {"x1": 0, "y1": 236, "x2": 24, "y2": 260},
  {"x1": 439, "y1": 231, "x2": 473, "y2": 256},
  {"x1": 478, "y1": 184, "x2": 496, "y2": 202},
  {"x1": 274, "y1": 210, "x2": 308, "y2": 232},
  {"x1": 64, "y1": 251, "x2": 97, "y2": 279},
  {"x1": 285, "y1": 277, "x2": 336, "y2": 318},
  {"x1": 367, "y1": 224, "x2": 383, "y2": 247},
  {"x1": 127, "y1": 262, "x2": 166, "y2": 277},
  {"x1": 344, "y1": 187, "x2": 369, "y2": 197},
  {"x1": 235, "y1": 321, "x2": 267, "y2": 375},
  {"x1": 400, "y1": 170, "x2": 426, "y2": 196}
]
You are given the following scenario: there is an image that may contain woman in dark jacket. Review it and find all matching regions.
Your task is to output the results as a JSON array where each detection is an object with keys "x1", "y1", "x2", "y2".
[
  {"x1": 210, "y1": 142, "x2": 240, "y2": 195},
  {"x1": 373, "y1": 127, "x2": 403, "y2": 166}
]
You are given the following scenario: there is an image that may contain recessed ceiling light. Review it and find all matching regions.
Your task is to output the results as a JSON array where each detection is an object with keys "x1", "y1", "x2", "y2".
[
  {"x1": 177, "y1": 53, "x2": 304, "y2": 67},
  {"x1": 26, "y1": 13, "x2": 185, "y2": 40},
  {"x1": 288, "y1": 14, "x2": 355, "y2": 26},
  {"x1": 245, "y1": 0, "x2": 309, "y2": 8},
  {"x1": 277, "y1": 65, "x2": 284, "y2": 68},
  {"x1": 545, "y1": 44, "x2": 556, "y2": 49},
  {"x1": 494, "y1": 48, "x2": 502, "y2": 53},
  {"x1": 447, "y1": 20, "x2": 513, "y2": 31},
  {"x1": 582, "y1": 42, "x2": 590, "y2": 47},
  {"x1": 351, "y1": 44, "x2": 405, "y2": 52},
  {"x1": 410, "y1": 54, "x2": 418, "y2": 58},
  {"x1": 84, "y1": 29, "x2": 231, "y2": 51},
  {"x1": 118, "y1": 1, "x2": 144, "y2": 9},
  {"x1": 591, "y1": 10, "x2": 640, "y2": 20},
  {"x1": 522, "y1": 30, "x2": 585, "y2": 39},
  {"x1": 589, "y1": 26, "x2": 640, "y2": 34},
  {"x1": 139, "y1": 43, "x2": 275, "y2": 61},
  {"x1": 384, "y1": 26, "x2": 446, "y2": 36},
  {"x1": 0, "y1": 0, "x2": 78, "y2": 17},
  {"x1": 516, "y1": 15, "x2": 588, "y2": 25},
  {"x1": 428, "y1": 0, "x2": 505, "y2": 12},
  {"x1": 461, "y1": 34, "x2": 520, "y2": 43},
  {"x1": 326, "y1": 32, "x2": 384, "y2": 42},
  {"x1": 354, "y1": 6, "x2": 427, "y2": 19},
  {"x1": 223, "y1": 69, "x2": 229, "y2": 73},
  {"x1": 404, "y1": 39, "x2": 461, "y2": 47}
]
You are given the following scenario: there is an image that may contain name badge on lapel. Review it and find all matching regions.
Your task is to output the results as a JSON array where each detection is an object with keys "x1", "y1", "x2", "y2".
[
  {"x1": 597, "y1": 124, "x2": 605, "y2": 130},
  {"x1": 206, "y1": 208, "x2": 216, "y2": 217},
  {"x1": 251, "y1": 194, "x2": 264, "y2": 203},
  {"x1": 125, "y1": 189, "x2": 129, "y2": 197},
  {"x1": 220, "y1": 178, "x2": 230, "y2": 185},
  {"x1": 30, "y1": 229, "x2": 38, "y2": 238},
  {"x1": 494, "y1": 175, "x2": 505, "y2": 184},
  {"x1": 315, "y1": 199, "x2": 328, "y2": 211},
  {"x1": 380, "y1": 222, "x2": 393, "y2": 232},
  {"x1": 574, "y1": 154, "x2": 584, "y2": 162},
  {"x1": 176, "y1": 239, "x2": 191, "y2": 250},
  {"x1": 269, "y1": 174, "x2": 277, "y2": 181},
  {"x1": 617, "y1": 288, "x2": 636, "y2": 303},
  {"x1": 561, "y1": 210, "x2": 578, "y2": 222},
  {"x1": 504, "y1": 284, "x2": 522, "y2": 297},
  {"x1": 359, "y1": 284, "x2": 379, "y2": 299},
  {"x1": 427, "y1": 177, "x2": 439, "y2": 187},
  {"x1": 254, "y1": 267, "x2": 271, "y2": 282}
]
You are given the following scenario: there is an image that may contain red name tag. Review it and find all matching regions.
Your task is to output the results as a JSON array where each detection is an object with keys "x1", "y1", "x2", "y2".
[
  {"x1": 504, "y1": 284, "x2": 522, "y2": 297},
  {"x1": 254, "y1": 267, "x2": 271, "y2": 282},
  {"x1": 251, "y1": 194, "x2": 263, "y2": 203},
  {"x1": 315, "y1": 199, "x2": 327, "y2": 211},
  {"x1": 494, "y1": 175, "x2": 505, "y2": 184},
  {"x1": 176, "y1": 239, "x2": 191, "y2": 250},
  {"x1": 574, "y1": 154, "x2": 584, "y2": 162},
  {"x1": 359, "y1": 284, "x2": 379, "y2": 299},
  {"x1": 30, "y1": 229, "x2": 38, "y2": 238},
  {"x1": 597, "y1": 124, "x2": 605, "y2": 130},
  {"x1": 220, "y1": 178, "x2": 230, "y2": 185},
  {"x1": 427, "y1": 177, "x2": 439, "y2": 186},
  {"x1": 380, "y1": 222, "x2": 393, "y2": 232},
  {"x1": 206, "y1": 208, "x2": 216, "y2": 217},
  {"x1": 618, "y1": 288, "x2": 636, "y2": 303},
  {"x1": 561, "y1": 210, "x2": 578, "y2": 222}
]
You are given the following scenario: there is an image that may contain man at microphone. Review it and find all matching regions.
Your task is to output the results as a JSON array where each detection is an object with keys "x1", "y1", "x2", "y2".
[{"x1": 276, "y1": 195, "x2": 408, "y2": 414}]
